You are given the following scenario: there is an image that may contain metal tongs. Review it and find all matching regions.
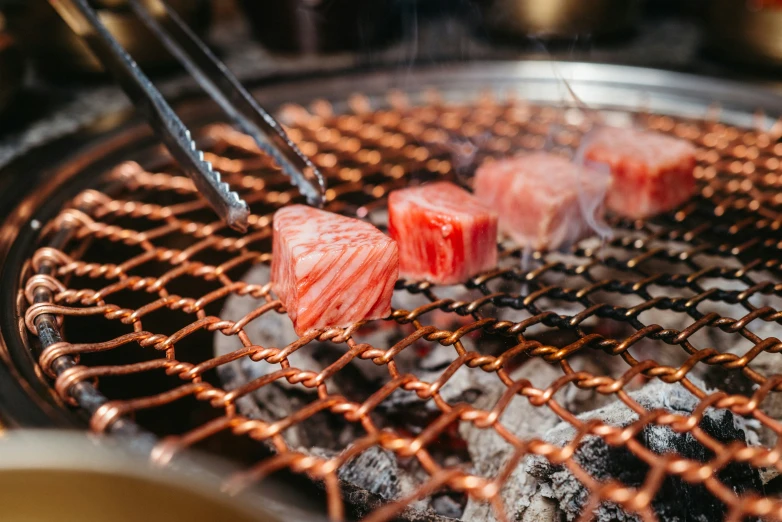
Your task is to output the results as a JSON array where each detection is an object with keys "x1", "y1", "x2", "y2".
[{"x1": 47, "y1": 0, "x2": 326, "y2": 232}]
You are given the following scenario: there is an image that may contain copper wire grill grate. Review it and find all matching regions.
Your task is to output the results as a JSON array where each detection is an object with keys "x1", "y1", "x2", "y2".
[{"x1": 20, "y1": 88, "x2": 782, "y2": 522}]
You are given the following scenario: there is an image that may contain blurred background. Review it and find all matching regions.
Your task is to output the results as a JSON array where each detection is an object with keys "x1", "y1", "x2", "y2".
[{"x1": 2, "y1": 0, "x2": 782, "y2": 169}]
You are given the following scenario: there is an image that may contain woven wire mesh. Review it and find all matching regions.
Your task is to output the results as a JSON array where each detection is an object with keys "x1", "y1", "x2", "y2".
[{"x1": 21, "y1": 89, "x2": 782, "y2": 522}]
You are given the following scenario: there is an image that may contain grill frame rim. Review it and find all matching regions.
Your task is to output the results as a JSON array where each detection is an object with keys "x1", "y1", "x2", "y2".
[{"x1": 0, "y1": 117, "x2": 153, "y2": 429}]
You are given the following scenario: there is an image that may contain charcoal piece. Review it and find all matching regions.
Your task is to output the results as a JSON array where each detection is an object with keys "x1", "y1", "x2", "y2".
[
  {"x1": 457, "y1": 355, "x2": 628, "y2": 521},
  {"x1": 311, "y1": 446, "x2": 459, "y2": 522},
  {"x1": 337, "y1": 446, "x2": 401, "y2": 501},
  {"x1": 525, "y1": 380, "x2": 764, "y2": 522},
  {"x1": 459, "y1": 358, "x2": 566, "y2": 522},
  {"x1": 378, "y1": 350, "x2": 499, "y2": 424}
]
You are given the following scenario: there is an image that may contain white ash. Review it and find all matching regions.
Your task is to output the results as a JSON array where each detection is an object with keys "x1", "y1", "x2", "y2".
[
  {"x1": 459, "y1": 358, "x2": 568, "y2": 522},
  {"x1": 697, "y1": 274, "x2": 781, "y2": 376},
  {"x1": 217, "y1": 265, "x2": 418, "y2": 385},
  {"x1": 367, "y1": 208, "x2": 389, "y2": 230},
  {"x1": 630, "y1": 265, "x2": 782, "y2": 451},
  {"x1": 544, "y1": 242, "x2": 781, "y2": 486},
  {"x1": 215, "y1": 263, "x2": 581, "y2": 521},
  {"x1": 455, "y1": 354, "x2": 632, "y2": 522},
  {"x1": 753, "y1": 381, "x2": 782, "y2": 452},
  {"x1": 524, "y1": 378, "x2": 763, "y2": 522},
  {"x1": 431, "y1": 494, "x2": 465, "y2": 520},
  {"x1": 217, "y1": 291, "x2": 321, "y2": 393},
  {"x1": 545, "y1": 376, "x2": 757, "y2": 450},
  {"x1": 520, "y1": 496, "x2": 561, "y2": 522},
  {"x1": 369, "y1": 311, "x2": 520, "y2": 422}
]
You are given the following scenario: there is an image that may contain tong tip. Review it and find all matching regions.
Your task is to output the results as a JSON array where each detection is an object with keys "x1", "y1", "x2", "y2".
[{"x1": 226, "y1": 204, "x2": 250, "y2": 233}]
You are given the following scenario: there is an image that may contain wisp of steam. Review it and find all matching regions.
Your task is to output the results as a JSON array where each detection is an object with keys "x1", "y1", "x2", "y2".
[
  {"x1": 572, "y1": 132, "x2": 614, "y2": 244},
  {"x1": 512, "y1": 38, "x2": 615, "y2": 292},
  {"x1": 534, "y1": 40, "x2": 613, "y2": 249}
]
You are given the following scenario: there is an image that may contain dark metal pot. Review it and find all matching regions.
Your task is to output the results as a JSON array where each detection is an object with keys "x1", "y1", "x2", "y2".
[
  {"x1": 4, "y1": 0, "x2": 210, "y2": 77},
  {"x1": 0, "y1": 28, "x2": 25, "y2": 115},
  {"x1": 238, "y1": 0, "x2": 399, "y2": 54},
  {"x1": 705, "y1": 0, "x2": 782, "y2": 67},
  {"x1": 477, "y1": 0, "x2": 640, "y2": 39}
]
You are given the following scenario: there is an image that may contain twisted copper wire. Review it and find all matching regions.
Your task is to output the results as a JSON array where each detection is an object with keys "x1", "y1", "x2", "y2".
[{"x1": 21, "y1": 92, "x2": 782, "y2": 522}]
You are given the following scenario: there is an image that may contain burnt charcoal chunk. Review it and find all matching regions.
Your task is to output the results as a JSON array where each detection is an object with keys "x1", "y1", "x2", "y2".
[
  {"x1": 527, "y1": 381, "x2": 764, "y2": 522},
  {"x1": 338, "y1": 447, "x2": 401, "y2": 501},
  {"x1": 703, "y1": 365, "x2": 756, "y2": 397}
]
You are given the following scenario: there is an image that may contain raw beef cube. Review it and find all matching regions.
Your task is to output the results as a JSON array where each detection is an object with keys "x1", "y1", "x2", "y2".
[
  {"x1": 584, "y1": 126, "x2": 697, "y2": 219},
  {"x1": 271, "y1": 205, "x2": 399, "y2": 335},
  {"x1": 474, "y1": 152, "x2": 610, "y2": 251},
  {"x1": 388, "y1": 181, "x2": 498, "y2": 284}
]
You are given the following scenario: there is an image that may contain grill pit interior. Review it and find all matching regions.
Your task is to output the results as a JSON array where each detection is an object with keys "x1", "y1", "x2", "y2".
[{"x1": 10, "y1": 64, "x2": 782, "y2": 522}]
